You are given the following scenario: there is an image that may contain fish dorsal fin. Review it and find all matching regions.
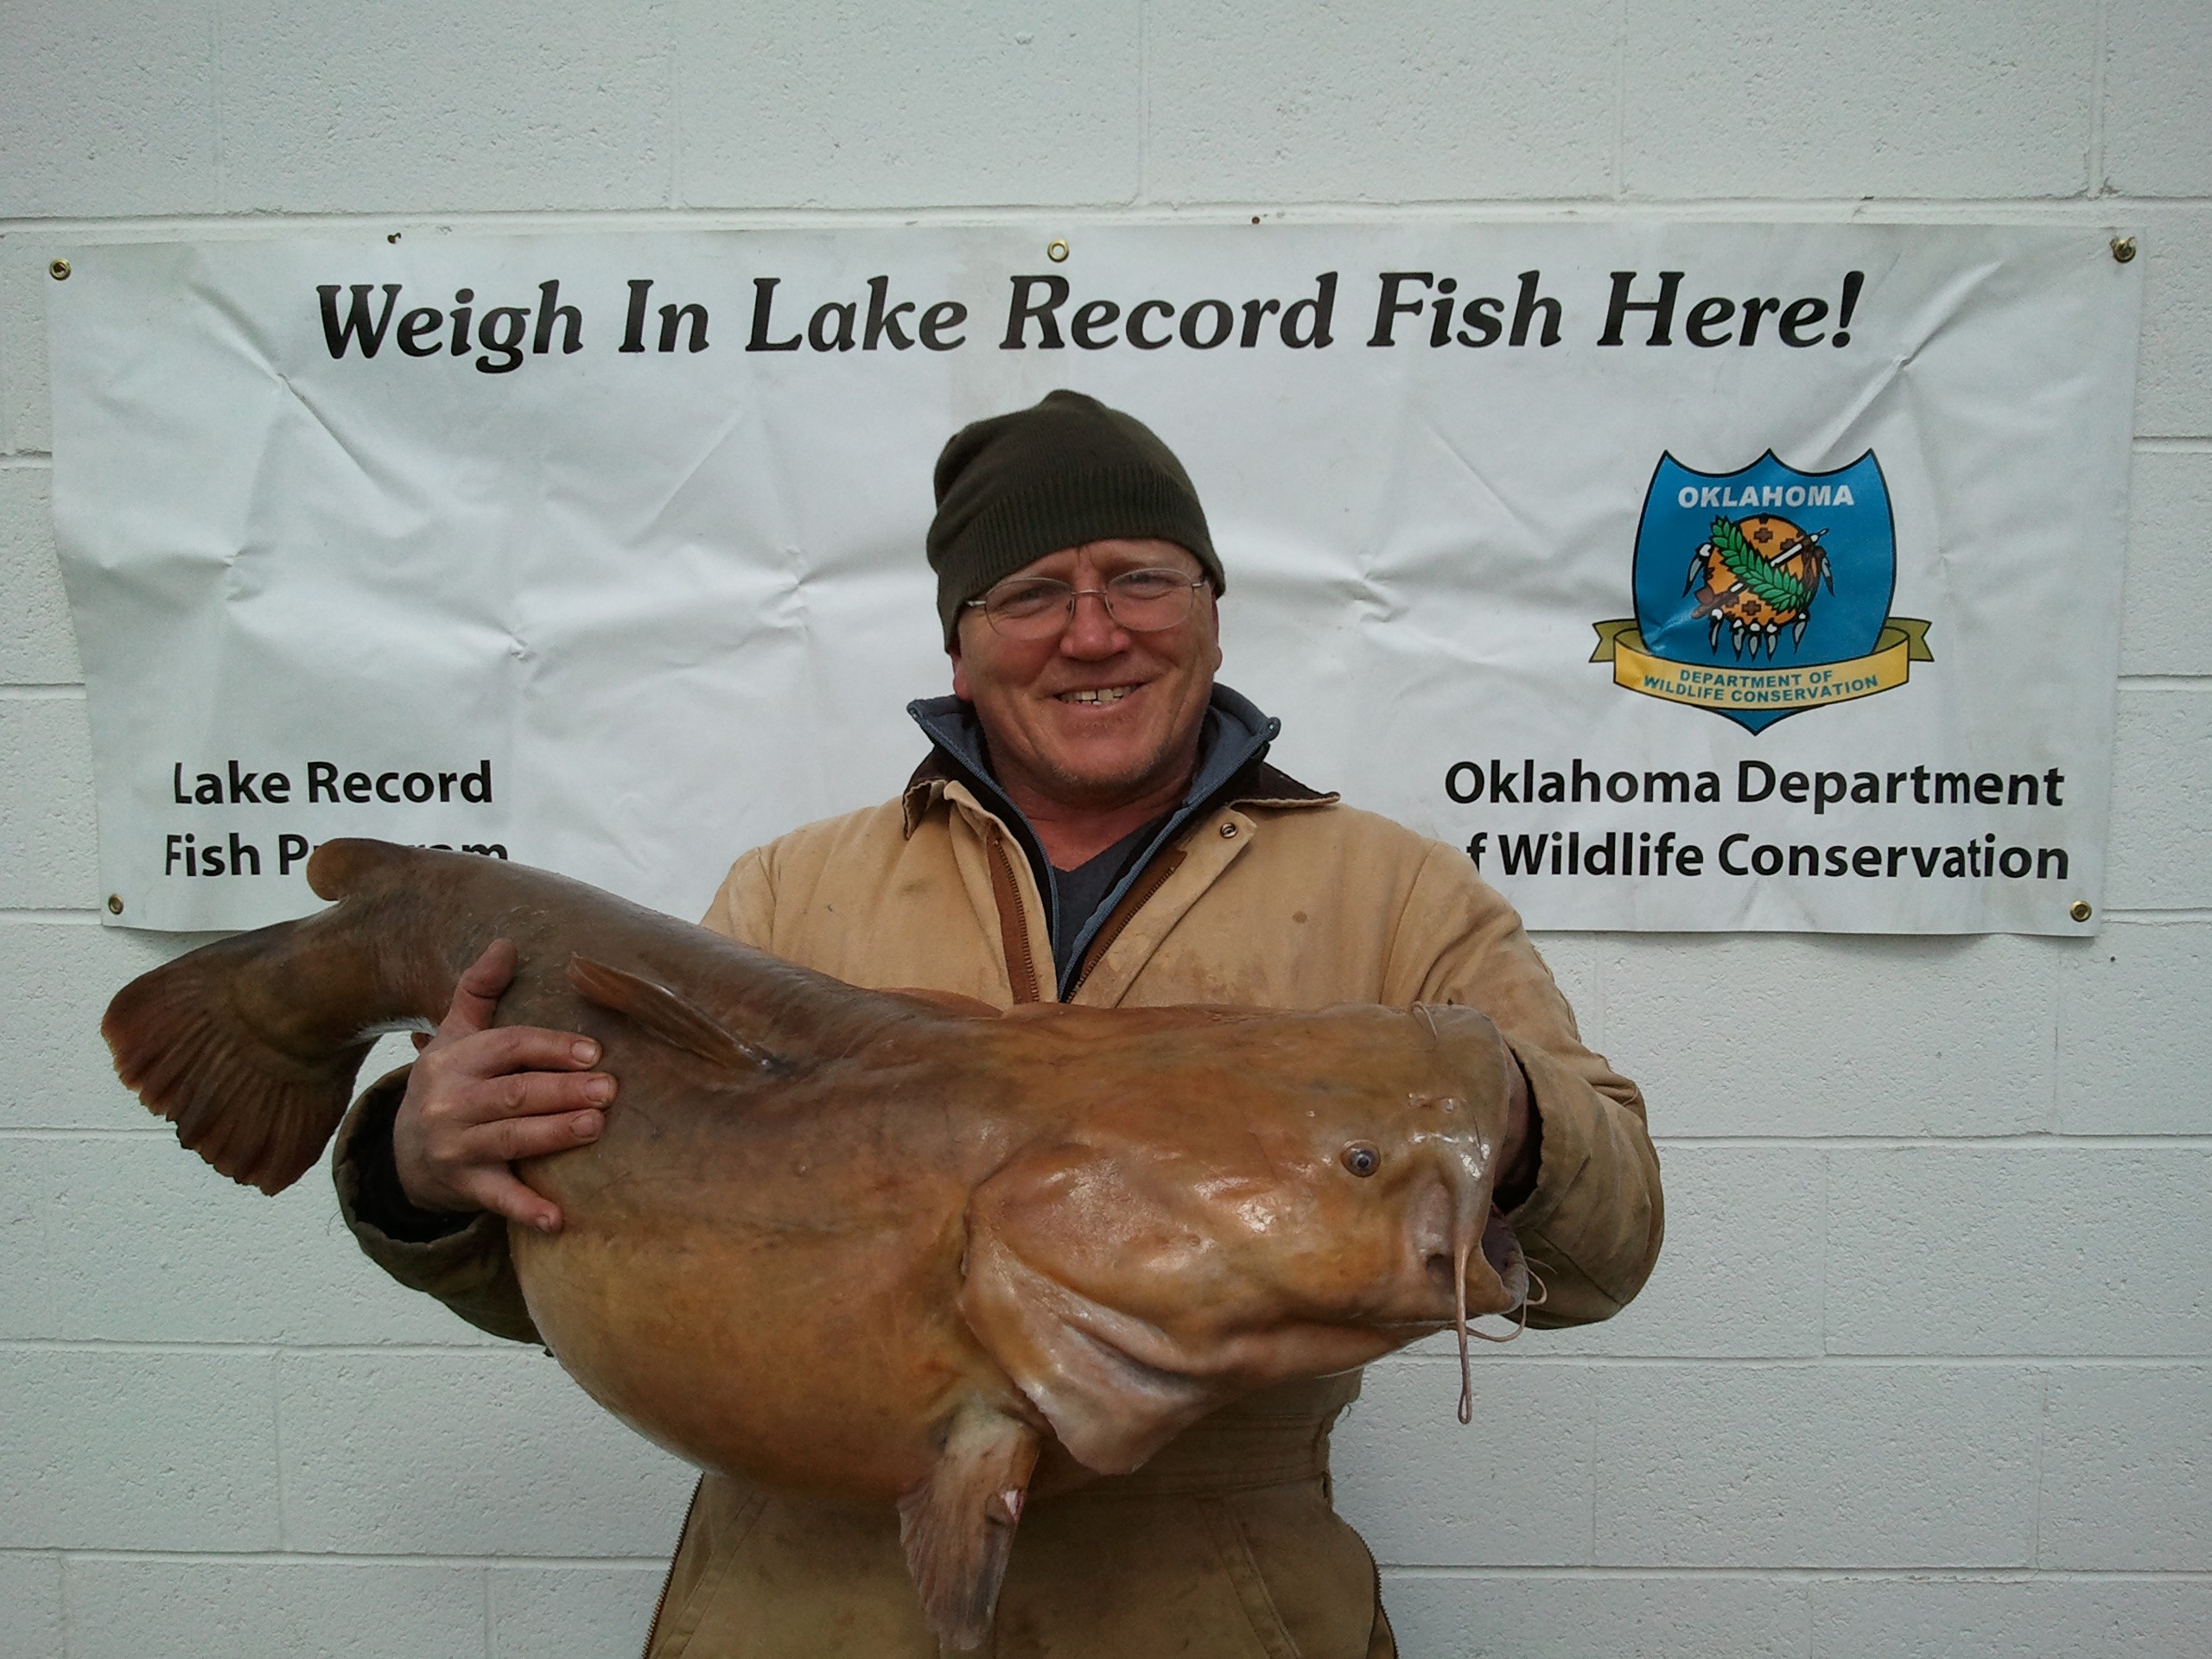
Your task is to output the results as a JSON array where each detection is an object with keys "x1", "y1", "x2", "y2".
[
  {"x1": 883, "y1": 986, "x2": 1003, "y2": 1020},
  {"x1": 565, "y1": 956, "x2": 779, "y2": 1071}
]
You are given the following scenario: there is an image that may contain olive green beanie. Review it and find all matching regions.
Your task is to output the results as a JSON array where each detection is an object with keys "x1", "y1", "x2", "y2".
[{"x1": 927, "y1": 390, "x2": 1224, "y2": 645}]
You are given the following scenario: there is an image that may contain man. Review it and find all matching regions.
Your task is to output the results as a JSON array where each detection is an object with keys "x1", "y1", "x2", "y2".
[{"x1": 338, "y1": 391, "x2": 1662, "y2": 1657}]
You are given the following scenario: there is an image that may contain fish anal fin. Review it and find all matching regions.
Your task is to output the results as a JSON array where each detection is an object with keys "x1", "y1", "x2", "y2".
[
  {"x1": 565, "y1": 956, "x2": 779, "y2": 1071},
  {"x1": 896, "y1": 1402, "x2": 1039, "y2": 1652}
]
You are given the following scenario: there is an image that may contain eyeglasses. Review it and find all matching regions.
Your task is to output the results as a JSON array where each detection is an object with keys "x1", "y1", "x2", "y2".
[{"x1": 964, "y1": 568, "x2": 1209, "y2": 640}]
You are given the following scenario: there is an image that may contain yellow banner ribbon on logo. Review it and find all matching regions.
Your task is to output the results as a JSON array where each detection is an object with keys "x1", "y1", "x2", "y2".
[{"x1": 1590, "y1": 618, "x2": 1933, "y2": 715}]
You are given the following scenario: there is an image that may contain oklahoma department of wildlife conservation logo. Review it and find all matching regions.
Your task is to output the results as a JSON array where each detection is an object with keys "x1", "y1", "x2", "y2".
[{"x1": 1591, "y1": 450, "x2": 1933, "y2": 734}]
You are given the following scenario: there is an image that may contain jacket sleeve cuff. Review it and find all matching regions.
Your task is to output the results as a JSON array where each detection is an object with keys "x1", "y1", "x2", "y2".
[
  {"x1": 341, "y1": 1066, "x2": 472, "y2": 1243},
  {"x1": 1500, "y1": 1039, "x2": 1665, "y2": 1328},
  {"x1": 333, "y1": 1067, "x2": 543, "y2": 1346}
]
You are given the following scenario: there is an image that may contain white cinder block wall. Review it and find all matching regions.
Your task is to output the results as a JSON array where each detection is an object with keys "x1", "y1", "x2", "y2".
[{"x1": 3, "y1": 3, "x2": 2207, "y2": 1655}]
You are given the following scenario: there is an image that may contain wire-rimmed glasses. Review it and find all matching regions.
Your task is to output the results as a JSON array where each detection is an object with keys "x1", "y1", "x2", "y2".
[{"x1": 963, "y1": 568, "x2": 1208, "y2": 640}]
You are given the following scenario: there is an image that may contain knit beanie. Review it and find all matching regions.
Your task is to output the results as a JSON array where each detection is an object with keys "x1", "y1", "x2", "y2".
[{"x1": 927, "y1": 390, "x2": 1224, "y2": 645}]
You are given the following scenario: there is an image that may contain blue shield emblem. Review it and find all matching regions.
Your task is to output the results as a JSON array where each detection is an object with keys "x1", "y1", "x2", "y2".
[{"x1": 1630, "y1": 450, "x2": 1897, "y2": 733}]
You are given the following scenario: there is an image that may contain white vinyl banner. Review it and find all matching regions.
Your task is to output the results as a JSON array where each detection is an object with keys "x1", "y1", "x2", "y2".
[{"x1": 48, "y1": 224, "x2": 2139, "y2": 935}]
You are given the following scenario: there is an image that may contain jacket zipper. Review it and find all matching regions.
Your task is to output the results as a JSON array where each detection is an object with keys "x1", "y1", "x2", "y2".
[
  {"x1": 638, "y1": 1478, "x2": 703, "y2": 1658},
  {"x1": 1070, "y1": 847, "x2": 1188, "y2": 998},
  {"x1": 983, "y1": 826, "x2": 1044, "y2": 1004}
]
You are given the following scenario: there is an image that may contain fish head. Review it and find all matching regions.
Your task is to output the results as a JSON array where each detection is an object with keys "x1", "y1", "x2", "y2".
[
  {"x1": 1141, "y1": 1001, "x2": 1524, "y2": 1327},
  {"x1": 959, "y1": 1001, "x2": 1528, "y2": 1473}
]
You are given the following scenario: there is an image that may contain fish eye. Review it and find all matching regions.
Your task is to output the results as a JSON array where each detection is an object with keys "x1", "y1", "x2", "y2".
[{"x1": 1340, "y1": 1142, "x2": 1380, "y2": 1178}]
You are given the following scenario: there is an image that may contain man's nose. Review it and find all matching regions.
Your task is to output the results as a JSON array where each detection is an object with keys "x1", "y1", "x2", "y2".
[{"x1": 1059, "y1": 588, "x2": 1129, "y2": 655}]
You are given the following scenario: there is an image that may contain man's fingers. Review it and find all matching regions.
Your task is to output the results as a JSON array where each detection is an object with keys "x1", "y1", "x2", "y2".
[
  {"x1": 440, "y1": 939, "x2": 519, "y2": 1038},
  {"x1": 465, "y1": 1107, "x2": 606, "y2": 1166},
  {"x1": 461, "y1": 1167, "x2": 568, "y2": 1235},
  {"x1": 453, "y1": 1068, "x2": 615, "y2": 1130},
  {"x1": 424, "y1": 1025, "x2": 604, "y2": 1089}
]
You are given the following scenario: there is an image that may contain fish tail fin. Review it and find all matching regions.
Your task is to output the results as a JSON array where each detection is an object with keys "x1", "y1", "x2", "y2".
[
  {"x1": 107, "y1": 842, "x2": 457, "y2": 1194},
  {"x1": 897, "y1": 1402, "x2": 1039, "y2": 1652},
  {"x1": 103, "y1": 920, "x2": 382, "y2": 1194}
]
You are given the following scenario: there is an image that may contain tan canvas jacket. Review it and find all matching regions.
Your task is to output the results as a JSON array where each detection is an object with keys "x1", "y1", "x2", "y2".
[
  {"x1": 702, "y1": 760, "x2": 1661, "y2": 1323},
  {"x1": 333, "y1": 755, "x2": 1661, "y2": 1657}
]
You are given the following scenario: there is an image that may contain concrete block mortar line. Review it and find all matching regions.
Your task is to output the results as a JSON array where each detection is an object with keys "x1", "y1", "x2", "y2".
[
  {"x1": 1370, "y1": 1354, "x2": 2208, "y2": 1371},
  {"x1": 3, "y1": 196, "x2": 2206, "y2": 240},
  {"x1": 55, "y1": 1551, "x2": 76, "y2": 1656},
  {"x1": 1586, "y1": 1331, "x2": 1599, "y2": 1563},
  {"x1": 0, "y1": 908, "x2": 101, "y2": 925},
  {"x1": 16, "y1": 1344, "x2": 2187, "y2": 1371},
  {"x1": 2044, "y1": 948, "x2": 2067, "y2": 1136},
  {"x1": 2135, "y1": 436, "x2": 2212, "y2": 452},
  {"x1": 1611, "y1": 0, "x2": 1627, "y2": 201},
  {"x1": 2032, "y1": 1365, "x2": 2050, "y2": 1568},
  {"x1": 17, "y1": 1124, "x2": 2209, "y2": 1155},
  {"x1": 0, "y1": 454, "x2": 51, "y2": 467},
  {"x1": 661, "y1": 0, "x2": 677, "y2": 214},
  {"x1": 1649, "y1": 1134, "x2": 2212, "y2": 1150},
  {"x1": 2101, "y1": 906, "x2": 2212, "y2": 923},
  {"x1": 0, "y1": 1338, "x2": 529, "y2": 1357},
  {"x1": 1816, "y1": 1144, "x2": 1830, "y2": 1357},
  {"x1": 1135, "y1": 1, "x2": 1148, "y2": 207},
  {"x1": 35, "y1": 1128, "x2": 2193, "y2": 1154},
  {"x1": 2116, "y1": 673, "x2": 2212, "y2": 689},
  {"x1": 2090, "y1": 0, "x2": 2112, "y2": 195},
  {"x1": 1578, "y1": 931, "x2": 1610, "y2": 1053},
  {"x1": 208, "y1": 0, "x2": 225, "y2": 214},
  {"x1": 37, "y1": 1548, "x2": 675, "y2": 1568},
  {"x1": 0, "y1": 684, "x2": 85, "y2": 699},
  {"x1": 270, "y1": 1323, "x2": 289, "y2": 1554},
  {"x1": 24, "y1": 1555, "x2": 2190, "y2": 1583},
  {"x1": 1373, "y1": 1565, "x2": 2212, "y2": 1583}
]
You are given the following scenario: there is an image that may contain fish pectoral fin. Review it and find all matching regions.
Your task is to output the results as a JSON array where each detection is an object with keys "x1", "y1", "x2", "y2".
[
  {"x1": 959, "y1": 1222, "x2": 1223, "y2": 1477},
  {"x1": 896, "y1": 1402, "x2": 1040, "y2": 1653},
  {"x1": 564, "y1": 957, "x2": 781, "y2": 1071}
]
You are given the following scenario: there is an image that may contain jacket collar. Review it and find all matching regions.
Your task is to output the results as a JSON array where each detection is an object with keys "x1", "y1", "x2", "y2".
[{"x1": 898, "y1": 683, "x2": 1335, "y2": 838}]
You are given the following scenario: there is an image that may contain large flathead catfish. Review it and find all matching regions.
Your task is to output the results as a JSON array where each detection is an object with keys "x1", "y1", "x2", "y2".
[{"x1": 105, "y1": 840, "x2": 1530, "y2": 1649}]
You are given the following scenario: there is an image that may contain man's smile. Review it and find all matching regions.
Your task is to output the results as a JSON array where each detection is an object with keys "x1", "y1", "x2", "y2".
[{"x1": 1056, "y1": 684, "x2": 1140, "y2": 706}]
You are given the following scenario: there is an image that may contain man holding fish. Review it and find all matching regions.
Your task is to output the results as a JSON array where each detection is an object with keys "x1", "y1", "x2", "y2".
[{"x1": 339, "y1": 390, "x2": 1663, "y2": 1657}]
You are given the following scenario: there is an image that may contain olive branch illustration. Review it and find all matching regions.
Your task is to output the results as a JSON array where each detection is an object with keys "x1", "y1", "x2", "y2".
[{"x1": 1709, "y1": 515, "x2": 1813, "y2": 613}]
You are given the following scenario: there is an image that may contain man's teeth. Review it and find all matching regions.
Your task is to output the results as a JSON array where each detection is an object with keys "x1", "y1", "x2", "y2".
[{"x1": 1059, "y1": 686, "x2": 1135, "y2": 704}]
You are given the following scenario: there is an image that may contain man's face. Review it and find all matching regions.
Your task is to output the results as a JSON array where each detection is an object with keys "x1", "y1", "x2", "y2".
[{"x1": 950, "y1": 537, "x2": 1222, "y2": 812}]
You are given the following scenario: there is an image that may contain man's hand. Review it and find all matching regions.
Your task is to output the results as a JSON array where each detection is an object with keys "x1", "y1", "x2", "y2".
[{"x1": 391, "y1": 939, "x2": 615, "y2": 1233}]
